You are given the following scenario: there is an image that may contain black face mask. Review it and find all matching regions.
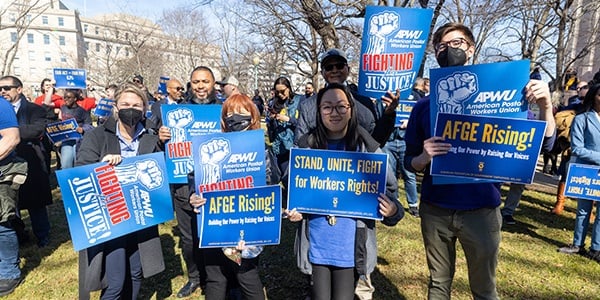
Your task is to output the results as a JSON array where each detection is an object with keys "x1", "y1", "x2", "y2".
[
  {"x1": 225, "y1": 114, "x2": 252, "y2": 132},
  {"x1": 118, "y1": 108, "x2": 144, "y2": 127},
  {"x1": 436, "y1": 47, "x2": 468, "y2": 67}
]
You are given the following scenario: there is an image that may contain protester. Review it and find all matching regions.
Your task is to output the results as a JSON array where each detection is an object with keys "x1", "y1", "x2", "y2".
[
  {"x1": 295, "y1": 48, "x2": 398, "y2": 147},
  {"x1": 216, "y1": 76, "x2": 241, "y2": 99},
  {"x1": 76, "y1": 83, "x2": 165, "y2": 300},
  {"x1": 557, "y1": 83, "x2": 600, "y2": 262},
  {"x1": 149, "y1": 78, "x2": 185, "y2": 127},
  {"x1": 251, "y1": 89, "x2": 265, "y2": 117},
  {"x1": 4, "y1": 75, "x2": 53, "y2": 248},
  {"x1": 404, "y1": 22, "x2": 556, "y2": 299},
  {"x1": 189, "y1": 93, "x2": 280, "y2": 300},
  {"x1": 157, "y1": 66, "x2": 222, "y2": 297},
  {"x1": 34, "y1": 78, "x2": 64, "y2": 112},
  {"x1": 286, "y1": 83, "x2": 404, "y2": 299},
  {"x1": 266, "y1": 76, "x2": 301, "y2": 175},
  {"x1": 57, "y1": 89, "x2": 94, "y2": 169},
  {"x1": 304, "y1": 82, "x2": 315, "y2": 99},
  {"x1": 0, "y1": 75, "x2": 28, "y2": 296}
]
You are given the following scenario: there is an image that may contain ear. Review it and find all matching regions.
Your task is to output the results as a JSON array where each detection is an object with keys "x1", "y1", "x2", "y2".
[{"x1": 466, "y1": 44, "x2": 475, "y2": 60}]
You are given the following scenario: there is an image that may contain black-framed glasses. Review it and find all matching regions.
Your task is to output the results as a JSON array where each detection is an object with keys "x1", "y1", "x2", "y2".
[
  {"x1": 0, "y1": 85, "x2": 17, "y2": 92},
  {"x1": 323, "y1": 62, "x2": 347, "y2": 72},
  {"x1": 435, "y1": 37, "x2": 469, "y2": 52},
  {"x1": 320, "y1": 104, "x2": 351, "y2": 115}
]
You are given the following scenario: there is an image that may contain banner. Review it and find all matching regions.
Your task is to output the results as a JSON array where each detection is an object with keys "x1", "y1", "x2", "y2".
[
  {"x1": 198, "y1": 185, "x2": 281, "y2": 248},
  {"x1": 395, "y1": 100, "x2": 416, "y2": 127},
  {"x1": 287, "y1": 148, "x2": 388, "y2": 220},
  {"x1": 358, "y1": 6, "x2": 433, "y2": 100},
  {"x1": 158, "y1": 76, "x2": 169, "y2": 95},
  {"x1": 192, "y1": 130, "x2": 266, "y2": 193},
  {"x1": 56, "y1": 152, "x2": 174, "y2": 251},
  {"x1": 53, "y1": 68, "x2": 87, "y2": 89},
  {"x1": 429, "y1": 60, "x2": 530, "y2": 184},
  {"x1": 431, "y1": 113, "x2": 547, "y2": 183},
  {"x1": 45, "y1": 118, "x2": 81, "y2": 143},
  {"x1": 161, "y1": 104, "x2": 221, "y2": 183},
  {"x1": 93, "y1": 98, "x2": 114, "y2": 118},
  {"x1": 564, "y1": 163, "x2": 600, "y2": 201}
]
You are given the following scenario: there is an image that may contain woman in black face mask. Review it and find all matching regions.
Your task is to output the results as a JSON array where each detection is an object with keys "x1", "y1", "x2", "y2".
[
  {"x1": 188, "y1": 94, "x2": 281, "y2": 300},
  {"x1": 75, "y1": 83, "x2": 165, "y2": 300},
  {"x1": 434, "y1": 31, "x2": 474, "y2": 67}
]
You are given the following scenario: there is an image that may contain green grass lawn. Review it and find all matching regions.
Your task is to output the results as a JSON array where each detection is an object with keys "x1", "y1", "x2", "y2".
[{"x1": 6, "y1": 179, "x2": 600, "y2": 299}]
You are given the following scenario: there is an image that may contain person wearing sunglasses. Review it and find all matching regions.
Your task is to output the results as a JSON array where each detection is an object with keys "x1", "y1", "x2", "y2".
[
  {"x1": 404, "y1": 22, "x2": 556, "y2": 299},
  {"x1": 149, "y1": 78, "x2": 185, "y2": 127},
  {"x1": 295, "y1": 48, "x2": 399, "y2": 149},
  {"x1": 216, "y1": 76, "x2": 241, "y2": 99}
]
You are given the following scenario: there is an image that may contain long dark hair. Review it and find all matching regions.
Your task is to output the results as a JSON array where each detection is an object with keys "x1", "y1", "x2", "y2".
[
  {"x1": 580, "y1": 83, "x2": 600, "y2": 113},
  {"x1": 309, "y1": 83, "x2": 361, "y2": 150}
]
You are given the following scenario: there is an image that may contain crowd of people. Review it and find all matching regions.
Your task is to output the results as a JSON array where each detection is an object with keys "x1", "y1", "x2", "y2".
[{"x1": 0, "y1": 20, "x2": 597, "y2": 300}]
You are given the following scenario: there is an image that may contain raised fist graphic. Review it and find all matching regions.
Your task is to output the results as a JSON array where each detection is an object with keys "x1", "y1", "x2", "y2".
[
  {"x1": 367, "y1": 12, "x2": 399, "y2": 54},
  {"x1": 199, "y1": 138, "x2": 230, "y2": 184},
  {"x1": 437, "y1": 72, "x2": 478, "y2": 114},
  {"x1": 166, "y1": 108, "x2": 193, "y2": 143},
  {"x1": 114, "y1": 159, "x2": 163, "y2": 190}
]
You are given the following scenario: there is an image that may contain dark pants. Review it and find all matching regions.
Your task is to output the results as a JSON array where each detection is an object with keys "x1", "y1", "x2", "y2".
[
  {"x1": 172, "y1": 184, "x2": 206, "y2": 285},
  {"x1": 311, "y1": 264, "x2": 356, "y2": 300},
  {"x1": 28, "y1": 206, "x2": 50, "y2": 244},
  {"x1": 100, "y1": 234, "x2": 142, "y2": 300},
  {"x1": 204, "y1": 248, "x2": 265, "y2": 300}
]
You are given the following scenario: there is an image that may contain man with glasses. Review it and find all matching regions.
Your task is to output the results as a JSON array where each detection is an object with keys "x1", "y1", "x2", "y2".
[
  {"x1": 0, "y1": 76, "x2": 27, "y2": 296},
  {"x1": 296, "y1": 48, "x2": 399, "y2": 147},
  {"x1": 150, "y1": 78, "x2": 186, "y2": 127},
  {"x1": 404, "y1": 23, "x2": 556, "y2": 299},
  {"x1": 216, "y1": 76, "x2": 241, "y2": 99},
  {"x1": 0, "y1": 76, "x2": 53, "y2": 249}
]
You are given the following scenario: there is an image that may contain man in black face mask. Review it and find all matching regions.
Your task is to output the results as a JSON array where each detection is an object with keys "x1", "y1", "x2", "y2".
[{"x1": 404, "y1": 23, "x2": 556, "y2": 299}]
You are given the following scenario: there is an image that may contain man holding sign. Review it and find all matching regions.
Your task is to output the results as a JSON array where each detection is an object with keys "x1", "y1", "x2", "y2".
[{"x1": 404, "y1": 23, "x2": 556, "y2": 299}]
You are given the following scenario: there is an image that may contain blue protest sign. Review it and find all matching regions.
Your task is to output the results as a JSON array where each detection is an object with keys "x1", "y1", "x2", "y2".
[
  {"x1": 93, "y1": 98, "x2": 114, "y2": 118},
  {"x1": 53, "y1": 68, "x2": 87, "y2": 89},
  {"x1": 198, "y1": 185, "x2": 281, "y2": 248},
  {"x1": 429, "y1": 60, "x2": 530, "y2": 184},
  {"x1": 287, "y1": 148, "x2": 388, "y2": 220},
  {"x1": 395, "y1": 100, "x2": 416, "y2": 127},
  {"x1": 161, "y1": 104, "x2": 222, "y2": 183},
  {"x1": 192, "y1": 129, "x2": 267, "y2": 193},
  {"x1": 56, "y1": 152, "x2": 174, "y2": 251},
  {"x1": 45, "y1": 118, "x2": 81, "y2": 143},
  {"x1": 431, "y1": 113, "x2": 547, "y2": 184},
  {"x1": 158, "y1": 76, "x2": 169, "y2": 94},
  {"x1": 564, "y1": 163, "x2": 600, "y2": 201},
  {"x1": 358, "y1": 6, "x2": 433, "y2": 100}
]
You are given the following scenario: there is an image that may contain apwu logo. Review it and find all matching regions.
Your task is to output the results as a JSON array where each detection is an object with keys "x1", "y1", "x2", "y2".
[
  {"x1": 436, "y1": 71, "x2": 479, "y2": 114},
  {"x1": 473, "y1": 90, "x2": 518, "y2": 102},
  {"x1": 192, "y1": 121, "x2": 219, "y2": 129},
  {"x1": 227, "y1": 152, "x2": 258, "y2": 164}
]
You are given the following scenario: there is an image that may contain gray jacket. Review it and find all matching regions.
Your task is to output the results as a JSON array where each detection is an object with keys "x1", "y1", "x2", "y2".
[{"x1": 293, "y1": 126, "x2": 404, "y2": 277}]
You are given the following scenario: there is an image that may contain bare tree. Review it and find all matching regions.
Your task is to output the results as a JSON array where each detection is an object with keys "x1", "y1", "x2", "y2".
[{"x1": 0, "y1": 0, "x2": 51, "y2": 75}]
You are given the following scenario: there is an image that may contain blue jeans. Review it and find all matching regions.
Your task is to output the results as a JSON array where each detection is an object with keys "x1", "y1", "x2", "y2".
[
  {"x1": 60, "y1": 140, "x2": 77, "y2": 169},
  {"x1": 573, "y1": 199, "x2": 600, "y2": 251},
  {"x1": 500, "y1": 183, "x2": 525, "y2": 216},
  {"x1": 382, "y1": 136, "x2": 418, "y2": 207},
  {"x1": 0, "y1": 223, "x2": 20, "y2": 280}
]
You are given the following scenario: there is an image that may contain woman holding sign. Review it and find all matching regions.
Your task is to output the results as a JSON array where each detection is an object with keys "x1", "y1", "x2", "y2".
[
  {"x1": 76, "y1": 83, "x2": 164, "y2": 300},
  {"x1": 286, "y1": 83, "x2": 403, "y2": 300},
  {"x1": 57, "y1": 89, "x2": 93, "y2": 169},
  {"x1": 558, "y1": 83, "x2": 600, "y2": 262},
  {"x1": 189, "y1": 94, "x2": 280, "y2": 300}
]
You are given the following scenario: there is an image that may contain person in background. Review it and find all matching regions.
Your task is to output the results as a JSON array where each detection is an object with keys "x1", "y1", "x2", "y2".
[
  {"x1": 189, "y1": 93, "x2": 280, "y2": 300},
  {"x1": 557, "y1": 83, "x2": 600, "y2": 262},
  {"x1": 251, "y1": 89, "x2": 265, "y2": 117},
  {"x1": 34, "y1": 78, "x2": 64, "y2": 115},
  {"x1": 76, "y1": 83, "x2": 165, "y2": 300},
  {"x1": 0, "y1": 75, "x2": 27, "y2": 297},
  {"x1": 2, "y1": 75, "x2": 53, "y2": 249},
  {"x1": 149, "y1": 78, "x2": 185, "y2": 127},
  {"x1": 57, "y1": 89, "x2": 94, "y2": 169},
  {"x1": 216, "y1": 76, "x2": 241, "y2": 99},
  {"x1": 286, "y1": 83, "x2": 403, "y2": 299},
  {"x1": 304, "y1": 82, "x2": 315, "y2": 99},
  {"x1": 404, "y1": 22, "x2": 556, "y2": 299}
]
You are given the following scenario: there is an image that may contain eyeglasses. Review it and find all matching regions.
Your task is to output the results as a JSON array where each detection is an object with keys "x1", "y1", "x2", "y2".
[
  {"x1": 578, "y1": 85, "x2": 589, "y2": 91},
  {"x1": 0, "y1": 85, "x2": 17, "y2": 92},
  {"x1": 320, "y1": 104, "x2": 351, "y2": 115},
  {"x1": 323, "y1": 62, "x2": 347, "y2": 72},
  {"x1": 169, "y1": 86, "x2": 185, "y2": 91},
  {"x1": 132, "y1": 79, "x2": 142, "y2": 84},
  {"x1": 435, "y1": 37, "x2": 469, "y2": 52}
]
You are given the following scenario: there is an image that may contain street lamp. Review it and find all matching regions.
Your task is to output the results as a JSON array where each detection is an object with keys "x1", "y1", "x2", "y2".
[{"x1": 252, "y1": 56, "x2": 260, "y2": 91}]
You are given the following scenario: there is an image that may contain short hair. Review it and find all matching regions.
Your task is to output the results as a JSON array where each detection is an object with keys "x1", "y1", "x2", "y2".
[
  {"x1": 220, "y1": 94, "x2": 261, "y2": 131},
  {"x1": 432, "y1": 22, "x2": 475, "y2": 49},
  {"x1": 105, "y1": 84, "x2": 118, "y2": 91},
  {"x1": 190, "y1": 66, "x2": 215, "y2": 81},
  {"x1": 113, "y1": 83, "x2": 149, "y2": 118},
  {"x1": 0, "y1": 75, "x2": 23, "y2": 88},
  {"x1": 413, "y1": 77, "x2": 425, "y2": 88}
]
